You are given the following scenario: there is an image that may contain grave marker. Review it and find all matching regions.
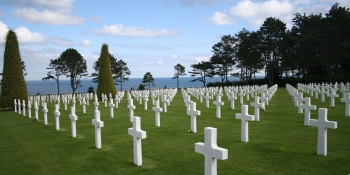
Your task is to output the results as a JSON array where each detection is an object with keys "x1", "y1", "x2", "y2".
[
  {"x1": 128, "y1": 117, "x2": 147, "y2": 166},
  {"x1": 54, "y1": 104, "x2": 60, "y2": 130},
  {"x1": 299, "y1": 97, "x2": 316, "y2": 126},
  {"x1": 340, "y1": 92, "x2": 350, "y2": 116},
  {"x1": 187, "y1": 101, "x2": 201, "y2": 133},
  {"x1": 152, "y1": 100, "x2": 163, "y2": 127},
  {"x1": 69, "y1": 107, "x2": 78, "y2": 137},
  {"x1": 235, "y1": 105, "x2": 254, "y2": 142}
]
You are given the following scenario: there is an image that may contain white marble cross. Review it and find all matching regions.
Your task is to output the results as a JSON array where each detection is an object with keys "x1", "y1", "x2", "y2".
[
  {"x1": 299, "y1": 97, "x2": 316, "y2": 126},
  {"x1": 238, "y1": 89, "x2": 245, "y2": 104},
  {"x1": 204, "y1": 91, "x2": 210, "y2": 108},
  {"x1": 69, "y1": 106, "x2": 78, "y2": 137},
  {"x1": 22, "y1": 100, "x2": 26, "y2": 116},
  {"x1": 128, "y1": 98, "x2": 136, "y2": 122},
  {"x1": 235, "y1": 105, "x2": 254, "y2": 142},
  {"x1": 27, "y1": 100, "x2": 31, "y2": 118},
  {"x1": 213, "y1": 94, "x2": 224, "y2": 118},
  {"x1": 327, "y1": 89, "x2": 338, "y2": 107},
  {"x1": 92, "y1": 107, "x2": 104, "y2": 149},
  {"x1": 109, "y1": 97, "x2": 115, "y2": 118},
  {"x1": 143, "y1": 95, "x2": 148, "y2": 111},
  {"x1": 104, "y1": 94, "x2": 108, "y2": 107},
  {"x1": 228, "y1": 92, "x2": 237, "y2": 109},
  {"x1": 340, "y1": 92, "x2": 350, "y2": 116},
  {"x1": 195, "y1": 127, "x2": 228, "y2": 175},
  {"x1": 82, "y1": 97, "x2": 86, "y2": 113},
  {"x1": 34, "y1": 100, "x2": 39, "y2": 121},
  {"x1": 14, "y1": 99, "x2": 17, "y2": 113},
  {"x1": 43, "y1": 103, "x2": 48, "y2": 125},
  {"x1": 187, "y1": 101, "x2": 201, "y2": 133},
  {"x1": 54, "y1": 104, "x2": 60, "y2": 130},
  {"x1": 162, "y1": 95, "x2": 169, "y2": 113},
  {"x1": 309, "y1": 108, "x2": 337, "y2": 156},
  {"x1": 18, "y1": 99, "x2": 21, "y2": 114},
  {"x1": 260, "y1": 92, "x2": 268, "y2": 106},
  {"x1": 128, "y1": 117, "x2": 147, "y2": 166},
  {"x1": 152, "y1": 100, "x2": 163, "y2": 127},
  {"x1": 250, "y1": 96, "x2": 264, "y2": 121},
  {"x1": 296, "y1": 92, "x2": 305, "y2": 114}
]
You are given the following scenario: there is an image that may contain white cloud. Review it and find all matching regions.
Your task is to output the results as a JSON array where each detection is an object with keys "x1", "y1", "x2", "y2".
[
  {"x1": 95, "y1": 24, "x2": 180, "y2": 38},
  {"x1": 229, "y1": 0, "x2": 294, "y2": 28},
  {"x1": 208, "y1": 11, "x2": 234, "y2": 25},
  {"x1": 92, "y1": 16, "x2": 102, "y2": 23},
  {"x1": 15, "y1": 26, "x2": 50, "y2": 44},
  {"x1": 157, "y1": 61, "x2": 164, "y2": 65},
  {"x1": 195, "y1": 57, "x2": 209, "y2": 62},
  {"x1": 171, "y1": 54, "x2": 178, "y2": 58},
  {"x1": 14, "y1": 8, "x2": 85, "y2": 25},
  {"x1": 80, "y1": 39, "x2": 91, "y2": 46},
  {"x1": 0, "y1": 21, "x2": 9, "y2": 44},
  {"x1": 4, "y1": 0, "x2": 74, "y2": 11},
  {"x1": 55, "y1": 38, "x2": 74, "y2": 46}
]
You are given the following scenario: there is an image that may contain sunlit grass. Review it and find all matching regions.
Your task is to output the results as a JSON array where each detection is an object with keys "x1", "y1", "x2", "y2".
[{"x1": 0, "y1": 87, "x2": 349, "y2": 174}]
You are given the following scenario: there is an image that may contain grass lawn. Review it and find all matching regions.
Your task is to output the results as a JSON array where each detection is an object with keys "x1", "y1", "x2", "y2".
[{"x1": 0, "y1": 87, "x2": 349, "y2": 175}]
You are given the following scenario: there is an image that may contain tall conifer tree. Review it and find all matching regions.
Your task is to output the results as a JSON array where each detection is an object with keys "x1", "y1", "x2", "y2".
[
  {"x1": 96, "y1": 44, "x2": 117, "y2": 100},
  {"x1": 1, "y1": 29, "x2": 28, "y2": 108}
]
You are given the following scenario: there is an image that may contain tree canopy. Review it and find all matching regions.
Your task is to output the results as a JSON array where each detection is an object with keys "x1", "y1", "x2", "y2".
[
  {"x1": 142, "y1": 72, "x2": 155, "y2": 89},
  {"x1": 172, "y1": 63, "x2": 186, "y2": 89}
]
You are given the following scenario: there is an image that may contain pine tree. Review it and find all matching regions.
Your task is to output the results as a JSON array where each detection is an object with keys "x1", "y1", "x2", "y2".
[
  {"x1": 96, "y1": 44, "x2": 117, "y2": 100},
  {"x1": 0, "y1": 29, "x2": 28, "y2": 108}
]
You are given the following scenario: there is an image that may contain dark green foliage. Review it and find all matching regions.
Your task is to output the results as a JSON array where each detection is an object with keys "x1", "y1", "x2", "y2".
[
  {"x1": 96, "y1": 44, "x2": 117, "y2": 100},
  {"x1": 87, "y1": 86, "x2": 94, "y2": 93},
  {"x1": 53, "y1": 48, "x2": 88, "y2": 94},
  {"x1": 171, "y1": 63, "x2": 186, "y2": 89},
  {"x1": 137, "y1": 84, "x2": 146, "y2": 90},
  {"x1": 0, "y1": 29, "x2": 28, "y2": 108},
  {"x1": 188, "y1": 61, "x2": 214, "y2": 87},
  {"x1": 142, "y1": 72, "x2": 155, "y2": 89}
]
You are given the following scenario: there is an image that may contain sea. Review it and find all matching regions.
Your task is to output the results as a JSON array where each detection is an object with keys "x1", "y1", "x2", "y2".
[{"x1": 25, "y1": 77, "x2": 242, "y2": 95}]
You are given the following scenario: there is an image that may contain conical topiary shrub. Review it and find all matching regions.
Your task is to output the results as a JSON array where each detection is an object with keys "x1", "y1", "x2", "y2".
[
  {"x1": 96, "y1": 44, "x2": 117, "y2": 100},
  {"x1": 1, "y1": 29, "x2": 28, "y2": 108}
]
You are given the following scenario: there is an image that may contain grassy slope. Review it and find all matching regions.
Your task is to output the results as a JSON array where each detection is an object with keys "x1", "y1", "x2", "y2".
[{"x1": 0, "y1": 87, "x2": 349, "y2": 175}]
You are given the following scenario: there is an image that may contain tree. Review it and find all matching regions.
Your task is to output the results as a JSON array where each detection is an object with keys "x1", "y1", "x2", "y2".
[
  {"x1": 171, "y1": 63, "x2": 186, "y2": 89},
  {"x1": 91, "y1": 55, "x2": 131, "y2": 91},
  {"x1": 0, "y1": 29, "x2": 28, "y2": 108},
  {"x1": 188, "y1": 61, "x2": 214, "y2": 87},
  {"x1": 210, "y1": 35, "x2": 237, "y2": 86},
  {"x1": 258, "y1": 17, "x2": 286, "y2": 86},
  {"x1": 42, "y1": 59, "x2": 62, "y2": 94},
  {"x1": 142, "y1": 72, "x2": 155, "y2": 89},
  {"x1": 114, "y1": 59, "x2": 131, "y2": 91},
  {"x1": 55, "y1": 48, "x2": 88, "y2": 94},
  {"x1": 87, "y1": 86, "x2": 95, "y2": 93},
  {"x1": 96, "y1": 44, "x2": 117, "y2": 100}
]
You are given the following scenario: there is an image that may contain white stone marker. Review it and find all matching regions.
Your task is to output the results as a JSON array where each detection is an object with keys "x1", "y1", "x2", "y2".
[
  {"x1": 109, "y1": 97, "x2": 115, "y2": 118},
  {"x1": 327, "y1": 89, "x2": 338, "y2": 107},
  {"x1": 69, "y1": 107, "x2": 78, "y2": 137},
  {"x1": 18, "y1": 99, "x2": 21, "y2": 114},
  {"x1": 143, "y1": 96, "x2": 148, "y2": 110},
  {"x1": 299, "y1": 97, "x2": 316, "y2": 126},
  {"x1": 309, "y1": 108, "x2": 337, "y2": 156},
  {"x1": 340, "y1": 92, "x2": 350, "y2": 116},
  {"x1": 250, "y1": 96, "x2": 264, "y2": 121},
  {"x1": 54, "y1": 104, "x2": 60, "y2": 130},
  {"x1": 128, "y1": 98, "x2": 136, "y2": 122},
  {"x1": 204, "y1": 92, "x2": 211, "y2": 108},
  {"x1": 43, "y1": 103, "x2": 48, "y2": 125},
  {"x1": 34, "y1": 100, "x2": 39, "y2": 121},
  {"x1": 228, "y1": 92, "x2": 237, "y2": 109},
  {"x1": 22, "y1": 100, "x2": 26, "y2": 116},
  {"x1": 27, "y1": 100, "x2": 31, "y2": 118},
  {"x1": 92, "y1": 108, "x2": 104, "y2": 149},
  {"x1": 152, "y1": 100, "x2": 163, "y2": 127},
  {"x1": 195, "y1": 127, "x2": 228, "y2": 175},
  {"x1": 82, "y1": 97, "x2": 86, "y2": 113},
  {"x1": 187, "y1": 101, "x2": 201, "y2": 133},
  {"x1": 14, "y1": 99, "x2": 17, "y2": 113},
  {"x1": 104, "y1": 94, "x2": 108, "y2": 107},
  {"x1": 235, "y1": 105, "x2": 254, "y2": 142},
  {"x1": 213, "y1": 94, "x2": 224, "y2": 118},
  {"x1": 238, "y1": 89, "x2": 245, "y2": 104},
  {"x1": 128, "y1": 117, "x2": 147, "y2": 166},
  {"x1": 162, "y1": 95, "x2": 169, "y2": 113}
]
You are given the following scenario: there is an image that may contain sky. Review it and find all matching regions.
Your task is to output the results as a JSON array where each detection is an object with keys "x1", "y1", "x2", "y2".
[{"x1": 0, "y1": 0, "x2": 349, "y2": 80}]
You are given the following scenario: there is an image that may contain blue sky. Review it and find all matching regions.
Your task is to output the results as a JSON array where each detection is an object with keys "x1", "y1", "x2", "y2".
[{"x1": 0, "y1": 0, "x2": 348, "y2": 80}]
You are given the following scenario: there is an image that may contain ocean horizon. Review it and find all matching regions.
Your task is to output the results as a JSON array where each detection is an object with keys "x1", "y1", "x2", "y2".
[{"x1": 21, "y1": 76, "x2": 263, "y2": 95}]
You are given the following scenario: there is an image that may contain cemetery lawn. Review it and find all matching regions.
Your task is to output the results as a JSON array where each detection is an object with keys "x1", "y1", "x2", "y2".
[{"x1": 0, "y1": 87, "x2": 349, "y2": 175}]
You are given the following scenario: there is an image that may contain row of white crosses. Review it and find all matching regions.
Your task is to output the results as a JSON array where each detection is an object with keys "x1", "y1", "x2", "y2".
[
  {"x1": 297, "y1": 82, "x2": 350, "y2": 116},
  {"x1": 286, "y1": 84, "x2": 338, "y2": 156}
]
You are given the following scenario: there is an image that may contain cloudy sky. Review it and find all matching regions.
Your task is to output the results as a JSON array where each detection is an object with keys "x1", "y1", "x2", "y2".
[{"x1": 0, "y1": 0, "x2": 348, "y2": 80}]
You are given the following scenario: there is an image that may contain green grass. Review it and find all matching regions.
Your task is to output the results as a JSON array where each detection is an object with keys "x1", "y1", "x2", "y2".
[{"x1": 0, "y1": 87, "x2": 349, "y2": 174}]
